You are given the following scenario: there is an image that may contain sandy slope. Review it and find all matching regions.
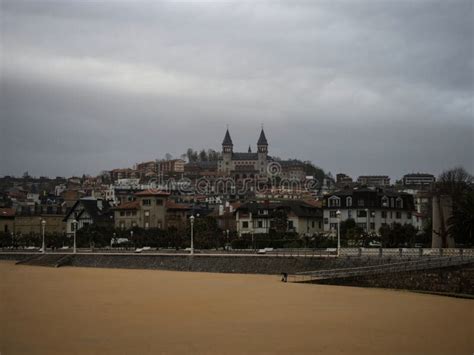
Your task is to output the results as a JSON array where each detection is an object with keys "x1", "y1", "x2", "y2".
[{"x1": 0, "y1": 261, "x2": 472, "y2": 354}]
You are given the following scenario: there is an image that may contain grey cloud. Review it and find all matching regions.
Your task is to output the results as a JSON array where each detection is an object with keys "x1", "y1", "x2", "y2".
[{"x1": 1, "y1": 0, "x2": 473, "y2": 179}]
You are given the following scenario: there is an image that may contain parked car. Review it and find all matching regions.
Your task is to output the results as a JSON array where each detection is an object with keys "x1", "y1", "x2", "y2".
[{"x1": 368, "y1": 241, "x2": 382, "y2": 248}]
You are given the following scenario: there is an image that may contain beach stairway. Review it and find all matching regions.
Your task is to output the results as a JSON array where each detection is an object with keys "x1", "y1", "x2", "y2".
[
  {"x1": 17, "y1": 254, "x2": 73, "y2": 268},
  {"x1": 286, "y1": 256, "x2": 474, "y2": 283}
]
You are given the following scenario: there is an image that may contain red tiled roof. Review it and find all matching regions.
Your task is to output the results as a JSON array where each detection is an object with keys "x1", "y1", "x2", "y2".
[
  {"x1": 134, "y1": 190, "x2": 170, "y2": 197},
  {"x1": 303, "y1": 199, "x2": 322, "y2": 208},
  {"x1": 114, "y1": 201, "x2": 140, "y2": 210},
  {"x1": 230, "y1": 202, "x2": 241, "y2": 209},
  {"x1": 166, "y1": 201, "x2": 192, "y2": 210},
  {"x1": 0, "y1": 208, "x2": 16, "y2": 217}
]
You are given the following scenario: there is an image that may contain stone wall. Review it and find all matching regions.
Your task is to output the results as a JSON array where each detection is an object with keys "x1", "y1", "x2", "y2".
[
  {"x1": 316, "y1": 264, "x2": 474, "y2": 295},
  {"x1": 1, "y1": 253, "x2": 390, "y2": 274}
]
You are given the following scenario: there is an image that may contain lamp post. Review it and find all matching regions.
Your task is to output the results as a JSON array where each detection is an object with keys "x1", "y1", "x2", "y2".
[
  {"x1": 41, "y1": 219, "x2": 46, "y2": 253},
  {"x1": 225, "y1": 229, "x2": 230, "y2": 251},
  {"x1": 72, "y1": 219, "x2": 78, "y2": 254},
  {"x1": 336, "y1": 210, "x2": 341, "y2": 257},
  {"x1": 250, "y1": 228, "x2": 255, "y2": 252},
  {"x1": 189, "y1": 215, "x2": 195, "y2": 255},
  {"x1": 365, "y1": 208, "x2": 369, "y2": 235}
]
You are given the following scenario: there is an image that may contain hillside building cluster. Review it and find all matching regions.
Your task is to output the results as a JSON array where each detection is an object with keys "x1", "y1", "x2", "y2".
[{"x1": 0, "y1": 127, "x2": 438, "y2": 244}]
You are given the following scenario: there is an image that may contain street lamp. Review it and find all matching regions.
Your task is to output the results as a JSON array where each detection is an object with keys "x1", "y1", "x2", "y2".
[
  {"x1": 365, "y1": 208, "x2": 369, "y2": 234},
  {"x1": 336, "y1": 210, "x2": 341, "y2": 257},
  {"x1": 189, "y1": 215, "x2": 195, "y2": 255},
  {"x1": 250, "y1": 227, "x2": 255, "y2": 252},
  {"x1": 72, "y1": 219, "x2": 78, "y2": 254},
  {"x1": 41, "y1": 219, "x2": 46, "y2": 253}
]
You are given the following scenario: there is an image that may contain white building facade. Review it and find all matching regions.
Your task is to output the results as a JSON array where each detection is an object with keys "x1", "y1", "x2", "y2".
[{"x1": 323, "y1": 188, "x2": 415, "y2": 236}]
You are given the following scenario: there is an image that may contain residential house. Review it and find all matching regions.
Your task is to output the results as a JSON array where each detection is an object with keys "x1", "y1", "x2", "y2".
[
  {"x1": 323, "y1": 187, "x2": 415, "y2": 235},
  {"x1": 235, "y1": 200, "x2": 323, "y2": 237},
  {"x1": 0, "y1": 208, "x2": 15, "y2": 234},
  {"x1": 64, "y1": 198, "x2": 113, "y2": 236},
  {"x1": 114, "y1": 190, "x2": 170, "y2": 230},
  {"x1": 402, "y1": 173, "x2": 436, "y2": 187},
  {"x1": 357, "y1": 175, "x2": 391, "y2": 187}
]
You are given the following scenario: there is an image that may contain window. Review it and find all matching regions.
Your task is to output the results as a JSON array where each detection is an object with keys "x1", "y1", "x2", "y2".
[
  {"x1": 346, "y1": 196, "x2": 352, "y2": 207},
  {"x1": 324, "y1": 218, "x2": 328, "y2": 225},
  {"x1": 357, "y1": 210, "x2": 367, "y2": 217},
  {"x1": 258, "y1": 220, "x2": 263, "y2": 228},
  {"x1": 145, "y1": 222, "x2": 149, "y2": 229},
  {"x1": 357, "y1": 223, "x2": 366, "y2": 230},
  {"x1": 357, "y1": 199, "x2": 365, "y2": 207},
  {"x1": 407, "y1": 212, "x2": 412, "y2": 219},
  {"x1": 126, "y1": 211, "x2": 131, "y2": 216},
  {"x1": 330, "y1": 211, "x2": 337, "y2": 218},
  {"x1": 242, "y1": 221, "x2": 249, "y2": 229},
  {"x1": 143, "y1": 199, "x2": 151, "y2": 206},
  {"x1": 370, "y1": 222, "x2": 375, "y2": 230},
  {"x1": 328, "y1": 197, "x2": 340, "y2": 207},
  {"x1": 132, "y1": 211, "x2": 137, "y2": 216},
  {"x1": 348, "y1": 210, "x2": 352, "y2": 218},
  {"x1": 396, "y1": 212, "x2": 401, "y2": 219},
  {"x1": 396, "y1": 198, "x2": 403, "y2": 209},
  {"x1": 288, "y1": 221, "x2": 294, "y2": 229},
  {"x1": 312, "y1": 221, "x2": 315, "y2": 228},
  {"x1": 381, "y1": 211, "x2": 387, "y2": 218},
  {"x1": 330, "y1": 223, "x2": 337, "y2": 230},
  {"x1": 120, "y1": 211, "x2": 125, "y2": 216},
  {"x1": 381, "y1": 196, "x2": 389, "y2": 208},
  {"x1": 156, "y1": 199, "x2": 163, "y2": 206}
]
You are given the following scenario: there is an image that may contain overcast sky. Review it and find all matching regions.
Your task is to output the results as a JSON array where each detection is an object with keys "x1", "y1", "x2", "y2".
[{"x1": 1, "y1": 0, "x2": 473, "y2": 180}]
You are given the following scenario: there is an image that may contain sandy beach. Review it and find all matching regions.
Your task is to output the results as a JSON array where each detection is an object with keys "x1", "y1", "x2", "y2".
[{"x1": 0, "y1": 260, "x2": 472, "y2": 354}]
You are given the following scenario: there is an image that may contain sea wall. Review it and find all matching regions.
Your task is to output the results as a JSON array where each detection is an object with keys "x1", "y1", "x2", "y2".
[
  {"x1": 315, "y1": 263, "x2": 474, "y2": 295},
  {"x1": 2, "y1": 253, "x2": 389, "y2": 274}
]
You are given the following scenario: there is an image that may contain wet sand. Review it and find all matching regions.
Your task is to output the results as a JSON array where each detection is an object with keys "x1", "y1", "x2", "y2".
[{"x1": 0, "y1": 261, "x2": 472, "y2": 354}]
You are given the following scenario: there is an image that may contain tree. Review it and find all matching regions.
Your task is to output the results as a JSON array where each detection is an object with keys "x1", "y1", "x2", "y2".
[
  {"x1": 207, "y1": 149, "x2": 220, "y2": 161},
  {"x1": 186, "y1": 148, "x2": 199, "y2": 163},
  {"x1": 433, "y1": 167, "x2": 473, "y2": 247},
  {"x1": 271, "y1": 209, "x2": 288, "y2": 235},
  {"x1": 199, "y1": 149, "x2": 208, "y2": 162},
  {"x1": 447, "y1": 191, "x2": 474, "y2": 246},
  {"x1": 379, "y1": 223, "x2": 417, "y2": 247}
]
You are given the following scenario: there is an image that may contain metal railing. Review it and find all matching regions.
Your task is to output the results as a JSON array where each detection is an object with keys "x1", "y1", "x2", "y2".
[
  {"x1": 1, "y1": 247, "x2": 474, "y2": 258},
  {"x1": 287, "y1": 256, "x2": 474, "y2": 283}
]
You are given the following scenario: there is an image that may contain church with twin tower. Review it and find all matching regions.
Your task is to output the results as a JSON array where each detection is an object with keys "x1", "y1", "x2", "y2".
[{"x1": 217, "y1": 128, "x2": 270, "y2": 179}]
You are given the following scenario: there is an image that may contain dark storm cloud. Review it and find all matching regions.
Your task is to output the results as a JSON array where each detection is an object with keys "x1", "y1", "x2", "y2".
[{"x1": 1, "y1": 0, "x2": 473, "y2": 178}]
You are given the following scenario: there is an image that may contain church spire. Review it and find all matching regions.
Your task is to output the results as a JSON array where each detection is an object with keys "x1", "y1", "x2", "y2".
[
  {"x1": 248, "y1": 145, "x2": 252, "y2": 153},
  {"x1": 257, "y1": 128, "x2": 268, "y2": 146},
  {"x1": 222, "y1": 129, "x2": 233, "y2": 146}
]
